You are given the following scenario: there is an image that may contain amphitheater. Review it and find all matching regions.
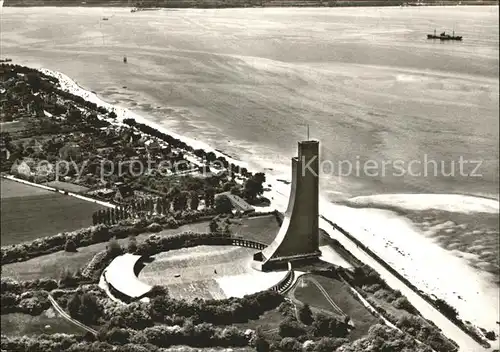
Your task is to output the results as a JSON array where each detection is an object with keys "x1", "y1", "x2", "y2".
[{"x1": 103, "y1": 237, "x2": 295, "y2": 302}]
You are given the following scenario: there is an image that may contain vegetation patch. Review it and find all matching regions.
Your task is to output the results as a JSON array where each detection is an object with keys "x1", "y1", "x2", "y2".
[
  {"x1": 1, "y1": 309, "x2": 83, "y2": 336},
  {"x1": 291, "y1": 274, "x2": 379, "y2": 341},
  {"x1": 1, "y1": 221, "x2": 211, "y2": 281},
  {"x1": 227, "y1": 214, "x2": 280, "y2": 245}
]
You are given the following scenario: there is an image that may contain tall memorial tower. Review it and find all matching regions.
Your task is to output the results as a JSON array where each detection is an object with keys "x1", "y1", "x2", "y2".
[{"x1": 252, "y1": 140, "x2": 321, "y2": 271}]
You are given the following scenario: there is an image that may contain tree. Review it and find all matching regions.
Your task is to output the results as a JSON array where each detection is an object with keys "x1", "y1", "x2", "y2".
[
  {"x1": 485, "y1": 330, "x2": 496, "y2": 341},
  {"x1": 67, "y1": 108, "x2": 82, "y2": 122},
  {"x1": 279, "y1": 337, "x2": 302, "y2": 352},
  {"x1": 189, "y1": 193, "x2": 199, "y2": 210},
  {"x1": 279, "y1": 318, "x2": 306, "y2": 338},
  {"x1": 64, "y1": 239, "x2": 77, "y2": 253},
  {"x1": 230, "y1": 186, "x2": 241, "y2": 196},
  {"x1": 59, "y1": 268, "x2": 76, "y2": 287},
  {"x1": 194, "y1": 149, "x2": 206, "y2": 159},
  {"x1": 252, "y1": 330, "x2": 270, "y2": 352},
  {"x1": 222, "y1": 223, "x2": 231, "y2": 236},
  {"x1": 434, "y1": 299, "x2": 458, "y2": 320},
  {"x1": 127, "y1": 236, "x2": 138, "y2": 253},
  {"x1": 393, "y1": 296, "x2": 415, "y2": 314},
  {"x1": 123, "y1": 118, "x2": 136, "y2": 126},
  {"x1": 215, "y1": 195, "x2": 232, "y2": 214},
  {"x1": 26, "y1": 72, "x2": 42, "y2": 91},
  {"x1": 148, "y1": 285, "x2": 169, "y2": 298},
  {"x1": 254, "y1": 172, "x2": 266, "y2": 185},
  {"x1": 298, "y1": 303, "x2": 313, "y2": 325},
  {"x1": 206, "y1": 151, "x2": 216, "y2": 163},
  {"x1": 107, "y1": 238, "x2": 123, "y2": 257},
  {"x1": 204, "y1": 187, "x2": 215, "y2": 208},
  {"x1": 104, "y1": 327, "x2": 130, "y2": 345},
  {"x1": 67, "y1": 294, "x2": 81, "y2": 318},
  {"x1": 67, "y1": 292, "x2": 102, "y2": 324},
  {"x1": 209, "y1": 219, "x2": 219, "y2": 233},
  {"x1": 312, "y1": 313, "x2": 348, "y2": 338},
  {"x1": 79, "y1": 293, "x2": 102, "y2": 324},
  {"x1": 243, "y1": 177, "x2": 264, "y2": 202},
  {"x1": 313, "y1": 337, "x2": 348, "y2": 352},
  {"x1": 222, "y1": 181, "x2": 236, "y2": 192},
  {"x1": 173, "y1": 192, "x2": 188, "y2": 211}
]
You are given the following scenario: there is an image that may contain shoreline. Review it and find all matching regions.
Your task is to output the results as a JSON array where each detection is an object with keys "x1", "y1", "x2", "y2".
[{"x1": 23, "y1": 64, "x2": 499, "y2": 345}]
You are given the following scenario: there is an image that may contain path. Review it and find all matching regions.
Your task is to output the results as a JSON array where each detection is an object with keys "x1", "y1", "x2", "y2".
[{"x1": 48, "y1": 294, "x2": 98, "y2": 336}]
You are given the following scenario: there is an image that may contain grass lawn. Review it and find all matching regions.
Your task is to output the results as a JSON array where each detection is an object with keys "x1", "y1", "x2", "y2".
[
  {"x1": 228, "y1": 214, "x2": 280, "y2": 245},
  {"x1": 1, "y1": 178, "x2": 53, "y2": 198},
  {"x1": 1, "y1": 179, "x2": 104, "y2": 246},
  {"x1": 1, "y1": 309, "x2": 83, "y2": 336},
  {"x1": 0, "y1": 120, "x2": 26, "y2": 133},
  {"x1": 2, "y1": 221, "x2": 211, "y2": 281},
  {"x1": 292, "y1": 274, "x2": 379, "y2": 340}
]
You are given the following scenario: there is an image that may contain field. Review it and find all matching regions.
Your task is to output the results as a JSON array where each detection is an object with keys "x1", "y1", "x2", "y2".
[
  {"x1": 2, "y1": 221, "x2": 211, "y2": 281},
  {"x1": 138, "y1": 245, "x2": 287, "y2": 301},
  {"x1": 227, "y1": 214, "x2": 280, "y2": 245},
  {"x1": 1, "y1": 179, "x2": 104, "y2": 246},
  {"x1": 291, "y1": 274, "x2": 379, "y2": 340},
  {"x1": 0, "y1": 120, "x2": 26, "y2": 133},
  {"x1": 1, "y1": 309, "x2": 83, "y2": 336}
]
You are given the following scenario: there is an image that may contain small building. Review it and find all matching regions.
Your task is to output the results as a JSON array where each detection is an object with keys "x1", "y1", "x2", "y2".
[
  {"x1": 114, "y1": 182, "x2": 134, "y2": 203},
  {"x1": 99, "y1": 188, "x2": 116, "y2": 199},
  {"x1": 216, "y1": 192, "x2": 254, "y2": 214}
]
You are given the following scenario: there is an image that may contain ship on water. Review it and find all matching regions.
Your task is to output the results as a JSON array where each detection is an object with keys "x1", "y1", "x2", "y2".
[{"x1": 427, "y1": 29, "x2": 462, "y2": 41}]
